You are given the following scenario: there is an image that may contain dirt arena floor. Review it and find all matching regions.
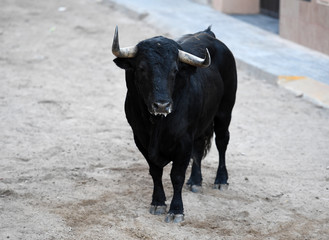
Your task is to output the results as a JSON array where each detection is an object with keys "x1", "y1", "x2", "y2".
[{"x1": 1, "y1": 0, "x2": 329, "y2": 239}]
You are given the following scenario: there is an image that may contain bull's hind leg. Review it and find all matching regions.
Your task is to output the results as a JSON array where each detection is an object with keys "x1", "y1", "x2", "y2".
[
  {"x1": 213, "y1": 109, "x2": 232, "y2": 190},
  {"x1": 186, "y1": 155, "x2": 202, "y2": 193},
  {"x1": 187, "y1": 127, "x2": 213, "y2": 193},
  {"x1": 186, "y1": 144, "x2": 203, "y2": 193}
]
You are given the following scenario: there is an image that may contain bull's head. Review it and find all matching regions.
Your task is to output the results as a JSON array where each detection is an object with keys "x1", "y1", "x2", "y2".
[{"x1": 112, "y1": 26, "x2": 210, "y2": 117}]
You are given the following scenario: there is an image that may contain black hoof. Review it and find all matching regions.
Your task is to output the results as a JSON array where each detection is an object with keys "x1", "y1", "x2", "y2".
[
  {"x1": 164, "y1": 213, "x2": 184, "y2": 223},
  {"x1": 186, "y1": 180, "x2": 202, "y2": 193},
  {"x1": 149, "y1": 205, "x2": 167, "y2": 215},
  {"x1": 189, "y1": 184, "x2": 203, "y2": 193},
  {"x1": 213, "y1": 183, "x2": 229, "y2": 191}
]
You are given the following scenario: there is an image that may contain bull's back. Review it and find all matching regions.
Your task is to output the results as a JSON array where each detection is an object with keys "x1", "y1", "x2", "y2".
[
  {"x1": 179, "y1": 30, "x2": 235, "y2": 78},
  {"x1": 178, "y1": 29, "x2": 237, "y2": 135}
]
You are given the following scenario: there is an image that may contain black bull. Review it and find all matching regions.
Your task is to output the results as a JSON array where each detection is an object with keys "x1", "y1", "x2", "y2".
[{"x1": 112, "y1": 26, "x2": 237, "y2": 223}]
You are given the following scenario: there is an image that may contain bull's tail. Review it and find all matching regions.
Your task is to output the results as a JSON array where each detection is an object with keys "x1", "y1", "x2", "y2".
[
  {"x1": 192, "y1": 123, "x2": 214, "y2": 164},
  {"x1": 202, "y1": 123, "x2": 214, "y2": 159}
]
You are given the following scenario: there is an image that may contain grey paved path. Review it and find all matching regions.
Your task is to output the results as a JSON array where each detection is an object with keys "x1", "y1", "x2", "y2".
[
  {"x1": 231, "y1": 14, "x2": 279, "y2": 34},
  {"x1": 110, "y1": 0, "x2": 329, "y2": 86}
]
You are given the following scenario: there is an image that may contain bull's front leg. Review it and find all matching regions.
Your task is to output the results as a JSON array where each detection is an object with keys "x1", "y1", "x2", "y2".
[
  {"x1": 133, "y1": 135, "x2": 167, "y2": 215},
  {"x1": 148, "y1": 162, "x2": 167, "y2": 215},
  {"x1": 165, "y1": 154, "x2": 190, "y2": 223}
]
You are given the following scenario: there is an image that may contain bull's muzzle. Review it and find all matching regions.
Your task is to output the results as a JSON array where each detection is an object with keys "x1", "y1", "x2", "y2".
[{"x1": 151, "y1": 101, "x2": 172, "y2": 117}]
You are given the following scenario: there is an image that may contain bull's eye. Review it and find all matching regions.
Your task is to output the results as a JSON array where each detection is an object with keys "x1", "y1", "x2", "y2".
[
  {"x1": 138, "y1": 66, "x2": 145, "y2": 73},
  {"x1": 171, "y1": 67, "x2": 178, "y2": 78},
  {"x1": 137, "y1": 62, "x2": 147, "y2": 74}
]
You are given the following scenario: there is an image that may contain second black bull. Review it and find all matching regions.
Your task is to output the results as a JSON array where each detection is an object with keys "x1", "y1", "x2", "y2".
[{"x1": 112, "y1": 26, "x2": 237, "y2": 223}]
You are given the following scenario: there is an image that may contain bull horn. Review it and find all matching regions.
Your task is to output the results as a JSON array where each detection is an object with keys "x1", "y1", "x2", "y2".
[
  {"x1": 112, "y1": 26, "x2": 138, "y2": 58},
  {"x1": 178, "y1": 48, "x2": 211, "y2": 68}
]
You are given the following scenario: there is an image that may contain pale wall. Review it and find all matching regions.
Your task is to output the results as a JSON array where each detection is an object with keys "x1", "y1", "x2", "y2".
[
  {"x1": 212, "y1": 0, "x2": 260, "y2": 14},
  {"x1": 280, "y1": 0, "x2": 329, "y2": 55}
]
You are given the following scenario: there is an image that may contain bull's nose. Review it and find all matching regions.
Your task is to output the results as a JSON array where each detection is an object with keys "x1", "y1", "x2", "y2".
[{"x1": 152, "y1": 101, "x2": 172, "y2": 115}]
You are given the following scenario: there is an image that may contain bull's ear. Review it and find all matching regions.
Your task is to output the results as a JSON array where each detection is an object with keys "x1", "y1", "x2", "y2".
[
  {"x1": 178, "y1": 61, "x2": 197, "y2": 75},
  {"x1": 113, "y1": 58, "x2": 134, "y2": 70}
]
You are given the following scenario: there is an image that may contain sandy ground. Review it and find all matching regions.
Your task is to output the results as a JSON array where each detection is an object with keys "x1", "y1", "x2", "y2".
[{"x1": 1, "y1": 0, "x2": 329, "y2": 239}]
